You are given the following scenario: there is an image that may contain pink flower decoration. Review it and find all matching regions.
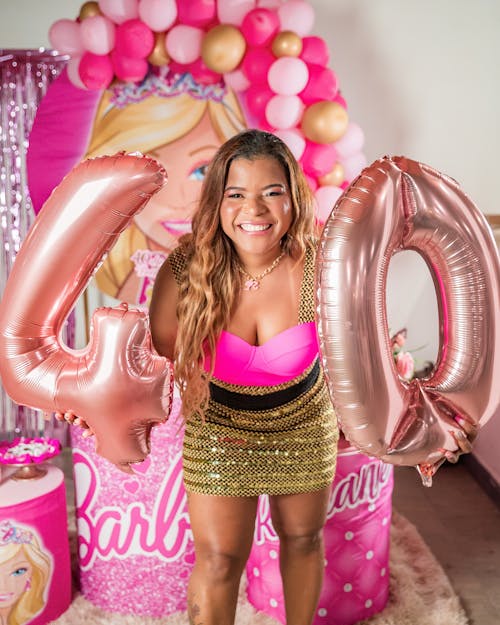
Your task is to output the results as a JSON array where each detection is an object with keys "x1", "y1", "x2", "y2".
[{"x1": 396, "y1": 351, "x2": 415, "y2": 381}]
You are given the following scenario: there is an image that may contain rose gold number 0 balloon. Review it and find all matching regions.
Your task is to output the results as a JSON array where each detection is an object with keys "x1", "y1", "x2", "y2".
[
  {"x1": 316, "y1": 156, "x2": 500, "y2": 485},
  {"x1": 0, "y1": 154, "x2": 173, "y2": 472}
]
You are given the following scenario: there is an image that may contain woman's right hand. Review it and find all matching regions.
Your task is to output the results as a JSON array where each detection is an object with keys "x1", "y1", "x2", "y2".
[{"x1": 54, "y1": 410, "x2": 95, "y2": 437}]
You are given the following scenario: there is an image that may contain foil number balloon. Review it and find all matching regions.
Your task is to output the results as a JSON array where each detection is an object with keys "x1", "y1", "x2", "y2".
[
  {"x1": 317, "y1": 156, "x2": 500, "y2": 484},
  {"x1": 0, "y1": 154, "x2": 173, "y2": 472}
]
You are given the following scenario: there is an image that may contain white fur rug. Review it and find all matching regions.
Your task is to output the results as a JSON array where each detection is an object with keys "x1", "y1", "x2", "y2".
[{"x1": 48, "y1": 511, "x2": 468, "y2": 625}]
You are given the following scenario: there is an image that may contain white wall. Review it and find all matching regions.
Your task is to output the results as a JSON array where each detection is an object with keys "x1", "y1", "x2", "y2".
[{"x1": 1, "y1": 0, "x2": 499, "y2": 481}]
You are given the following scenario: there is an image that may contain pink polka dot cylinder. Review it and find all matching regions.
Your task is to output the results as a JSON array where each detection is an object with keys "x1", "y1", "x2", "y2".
[{"x1": 246, "y1": 436, "x2": 394, "y2": 625}]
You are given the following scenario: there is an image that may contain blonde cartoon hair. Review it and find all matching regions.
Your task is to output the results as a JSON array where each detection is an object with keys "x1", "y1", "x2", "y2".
[
  {"x1": 0, "y1": 532, "x2": 52, "y2": 625},
  {"x1": 85, "y1": 83, "x2": 246, "y2": 299}
]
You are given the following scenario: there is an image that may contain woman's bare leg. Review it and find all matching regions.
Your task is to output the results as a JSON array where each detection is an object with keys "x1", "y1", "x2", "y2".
[
  {"x1": 186, "y1": 492, "x2": 259, "y2": 625},
  {"x1": 269, "y1": 487, "x2": 331, "y2": 625}
]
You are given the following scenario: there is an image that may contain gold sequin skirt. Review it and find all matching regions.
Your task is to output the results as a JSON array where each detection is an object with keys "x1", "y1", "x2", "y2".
[{"x1": 183, "y1": 359, "x2": 339, "y2": 497}]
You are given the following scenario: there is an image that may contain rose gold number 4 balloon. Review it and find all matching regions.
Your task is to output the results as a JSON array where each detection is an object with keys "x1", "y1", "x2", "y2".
[
  {"x1": 316, "y1": 156, "x2": 500, "y2": 485},
  {"x1": 0, "y1": 154, "x2": 173, "y2": 473}
]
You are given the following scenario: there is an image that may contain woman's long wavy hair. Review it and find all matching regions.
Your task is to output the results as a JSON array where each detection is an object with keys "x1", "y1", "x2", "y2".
[{"x1": 175, "y1": 129, "x2": 317, "y2": 420}]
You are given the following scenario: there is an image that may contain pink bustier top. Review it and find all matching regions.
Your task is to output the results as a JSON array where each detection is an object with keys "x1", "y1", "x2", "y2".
[{"x1": 204, "y1": 321, "x2": 319, "y2": 386}]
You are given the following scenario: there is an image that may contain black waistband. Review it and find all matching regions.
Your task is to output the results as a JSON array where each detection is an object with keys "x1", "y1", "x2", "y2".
[{"x1": 209, "y1": 359, "x2": 320, "y2": 411}]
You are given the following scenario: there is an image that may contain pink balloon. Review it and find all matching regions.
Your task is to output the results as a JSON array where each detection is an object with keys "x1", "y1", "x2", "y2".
[
  {"x1": 243, "y1": 84, "x2": 274, "y2": 125},
  {"x1": 99, "y1": 0, "x2": 139, "y2": 24},
  {"x1": 80, "y1": 15, "x2": 116, "y2": 56},
  {"x1": 224, "y1": 69, "x2": 250, "y2": 92},
  {"x1": 267, "y1": 57, "x2": 309, "y2": 96},
  {"x1": 177, "y1": 0, "x2": 216, "y2": 27},
  {"x1": 241, "y1": 8, "x2": 280, "y2": 47},
  {"x1": 79, "y1": 52, "x2": 114, "y2": 90},
  {"x1": 317, "y1": 156, "x2": 500, "y2": 484},
  {"x1": 334, "y1": 122, "x2": 365, "y2": 159},
  {"x1": 186, "y1": 58, "x2": 221, "y2": 85},
  {"x1": 334, "y1": 92, "x2": 347, "y2": 109},
  {"x1": 114, "y1": 18, "x2": 154, "y2": 58},
  {"x1": 217, "y1": 0, "x2": 256, "y2": 26},
  {"x1": 300, "y1": 64, "x2": 338, "y2": 105},
  {"x1": 165, "y1": 24, "x2": 204, "y2": 64},
  {"x1": 265, "y1": 94, "x2": 304, "y2": 129},
  {"x1": 0, "y1": 154, "x2": 173, "y2": 471},
  {"x1": 314, "y1": 184, "x2": 343, "y2": 224},
  {"x1": 300, "y1": 36, "x2": 329, "y2": 67},
  {"x1": 241, "y1": 47, "x2": 274, "y2": 83},
  {"x1": 341, "y1": 151, "x2": 367, "y2": 182},
  {"x1": 66, "y1": 56, "x2": 86, "y2": 89},
  {"x1": 304, "y1": 173, "x2": 317, "y2": 193},
  {"x1": 138, "y1": 0, "x2": 177, "y2": 31},
  {"x1": 273, "y1": 129, "x2": 306, "y2": 161},
  {"x1": 48, "y1": 19, "x2": 84, "y2": 56},
  {"x1": 111, "y1": 51, "x2": 148, "y2": 82},
  {"x1": 277, "y1": 0, "x2": 315, "y2": 37},
  {"x1": 301, "y1": 141, "x2": 336, "y2": 178}
]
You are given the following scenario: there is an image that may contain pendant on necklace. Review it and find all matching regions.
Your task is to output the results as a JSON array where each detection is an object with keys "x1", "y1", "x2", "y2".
[{"x1": 244, "y1": 278, "x2": 260, "y2": 291}]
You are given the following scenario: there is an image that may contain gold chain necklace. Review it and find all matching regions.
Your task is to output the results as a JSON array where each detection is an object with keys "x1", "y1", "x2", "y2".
[{"x1": 237, "y1": 251, "x2": 286, "y2": 291}]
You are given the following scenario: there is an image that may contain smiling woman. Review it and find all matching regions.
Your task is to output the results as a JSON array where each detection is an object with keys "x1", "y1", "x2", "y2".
[{"x1": 149, "y1": 129, "x2": 339, "y2": 625}]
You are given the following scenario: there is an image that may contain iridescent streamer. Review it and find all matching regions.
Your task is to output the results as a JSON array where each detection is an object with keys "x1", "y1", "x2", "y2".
[{"x1": 0, "y1": 49, "x2": 69, "y2": 440}]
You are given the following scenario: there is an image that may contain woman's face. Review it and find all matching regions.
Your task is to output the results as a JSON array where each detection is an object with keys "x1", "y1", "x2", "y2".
[
  {"x1": 219, "y1": 156, "x2": 292, "y2": 261},
  {"x1": 135, "y1": 111, "x2": 221, "y2": 252},
  {"x1": 0, "y1": 549, "x2": 33, "y2": 610}
]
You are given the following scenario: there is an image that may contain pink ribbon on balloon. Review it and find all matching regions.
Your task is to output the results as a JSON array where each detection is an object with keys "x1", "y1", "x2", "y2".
[
  {"x1": 316, "y1": 155, "x2": 500, "y2": 485},
  {"x1": 0, "y1": 153, "x2": 173, "y2": 472}
]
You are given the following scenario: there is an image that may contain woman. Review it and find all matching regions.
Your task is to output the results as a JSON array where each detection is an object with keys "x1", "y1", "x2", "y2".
[{"x1": 149, "y1": 129, "x2": 339, "y2": 625}]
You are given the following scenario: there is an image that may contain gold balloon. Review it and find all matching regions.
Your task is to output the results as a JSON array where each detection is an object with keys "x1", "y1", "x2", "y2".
[
  {"x1": 78, "y1": 1, "x2": 101, "y2": 20},
  {"x1": 201, "y1": 25, "x2": 246, "y2": 74},
  {"x1": 319, "y1": 163, "x2": 345, "y2": 187},
  {"x1": 148, "y1": 32, "x2": 170, "y2": 67},
  {"x1": 301, "y1": 101, "x2": 349, "y2": 144},
  {"x1": 271, "y1": 31, "x2": 303, "y2": 58}
]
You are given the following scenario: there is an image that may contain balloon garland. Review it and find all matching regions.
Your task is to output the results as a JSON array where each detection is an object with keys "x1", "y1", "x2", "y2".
[{"x1": 48, "y1": 0, "x2": 367, "y2": 217}]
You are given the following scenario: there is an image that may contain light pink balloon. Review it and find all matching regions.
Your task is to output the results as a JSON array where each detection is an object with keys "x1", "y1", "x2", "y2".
[
  {"x1": 138, "y1": 0, "x2": 177, "y2": 31},
  {"x1": 0, "y1": 154, "x2": 173, "y2": 472},
  {"x1": 314, "y1": 184, "x2": 343, "y2": 224},
  {"x1": 334, "y1": 122, "x2": 365, "y2": 159},
  {"x1": 48, "y1": 19, "x2": 84, "y2": 56},
  {"x1": 223, "y1": 69, "x2": 250, "y2": 92},
  {"x1": 80, "y1": 15, "x2": 116, "y2": 56},
  {"x1": 66, "y1": 56, "x2": 86, "y2": 90},
  {"x1": 277, "y1": 0, "x2": 315, "y2": 37},
  {"x1": 265, "y1": 94, "x2": 304, "y2": 129},
  {"x1": 99, "y1": 0, "x2": 139, "y2": 24},
  {"x1": 217, "y1": 0, "x2": 256, "y2": 26},
  {"x1": 317, "y1": 156, "x2": 500, "y2": 485},
  {"x1": 267, "y1": 57, "x2": 309, "y2": 96},
  {"x1": 165, "y1": 25, "x2": 204, "y2": 65},
  {"x1": 273, "y1": 129, "x2": 306, "y2": 161},
  {"x1": 341, "y1": 151, "x2": 368, "y2": 182}
]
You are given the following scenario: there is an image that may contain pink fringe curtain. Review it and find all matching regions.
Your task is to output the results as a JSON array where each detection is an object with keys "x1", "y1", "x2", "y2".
[{"x1": 0, "y1": 49, "x2": 72, "y2": 443}]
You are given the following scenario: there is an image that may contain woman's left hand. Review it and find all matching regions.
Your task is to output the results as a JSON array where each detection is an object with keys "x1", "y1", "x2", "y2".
[{"x1": 440, "y1": 416, "x2": 478, "y2": 464}]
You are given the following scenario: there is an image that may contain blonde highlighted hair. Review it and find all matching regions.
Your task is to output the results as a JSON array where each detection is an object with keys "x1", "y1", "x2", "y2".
[{"x1": 175, "y1": 129, "x2": 317, "y2": 420}]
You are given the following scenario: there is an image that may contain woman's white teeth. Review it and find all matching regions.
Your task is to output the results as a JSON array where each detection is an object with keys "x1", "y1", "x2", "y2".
[{"x1": 240, "y1": 223, "x2": 271, "y2": 232}]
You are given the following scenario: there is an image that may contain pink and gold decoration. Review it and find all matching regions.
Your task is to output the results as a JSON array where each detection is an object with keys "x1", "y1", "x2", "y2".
[
  {"x1": 0, "y1": 154, "x2": 174, "y2": 470},
  {"x1": 316, "y1": 156, "x2": 500, "y2": 484},
  {"x1": 47, "y1": 0, "x2": 367, "y2": 212}
]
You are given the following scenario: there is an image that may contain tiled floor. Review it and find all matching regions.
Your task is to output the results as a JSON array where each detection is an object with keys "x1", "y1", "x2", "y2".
[{"x1": 392, "y1": 462, "x2": 500, "y2": 625}]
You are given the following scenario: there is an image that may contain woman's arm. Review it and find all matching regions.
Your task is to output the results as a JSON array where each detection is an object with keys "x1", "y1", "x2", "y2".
[{"x1": 149, "y1": 258, "x2": 179, "y2": 361}]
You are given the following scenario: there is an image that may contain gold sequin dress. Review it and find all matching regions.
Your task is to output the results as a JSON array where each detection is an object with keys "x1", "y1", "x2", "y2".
[{"x1": 168, "y1": 245, "x2": 338, "y2": 497}]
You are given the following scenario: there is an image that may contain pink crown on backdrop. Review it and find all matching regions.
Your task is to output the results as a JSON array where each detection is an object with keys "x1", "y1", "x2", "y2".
[
  {"x1": 48, "y1": 0, "x2": 367, "y2": 215},
  {"x1": 0, "y1": 520, "x2": 35, "y2": 546}
]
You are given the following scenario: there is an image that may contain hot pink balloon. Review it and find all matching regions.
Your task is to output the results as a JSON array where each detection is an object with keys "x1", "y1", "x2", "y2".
[
  {"x1": 48, "y1": 19, "x2": 84, "y2": 56},
  {"x1": 277, "y1": 0, "x2": 315, "y2": 37},
  {"x1": 241, "y1": 47, "x2": 274, "y2": 83},
  {"x1": 241, "y1": 8, "x2": 280, "y2": 47},
  {"x1": 138, "y1": 0, "x2": 177, "y2": 31},
  {"x1": 115, "y1": 18, "x2": 154, "y2": 58},
  {"x1": 267, "y1": 57, "x2": 309, "y2": 96},
  {"x1": 79, "y1": 52, "x2": 114, "y2": 90},
  {"x1": 243, "y1": 83, "x2": 274, "y2": 125},
  {"x1": 186, "y1": 58, "x2": 221, "y2": 85},
  {"x1": 301, "y1": 141, "x2": 337, "y2": 178},
  {"x1": 80, "y1": 15, "x2": 116, "y2": 56},
  {"x1": 165, "y1": 25, "x2": 204, "y2": 65},
  {"x1": 217, "y1": 0, "x2": 256, "y2": 26},
  {"x1": 265, "y1": 94, "x2": 304, "y2": 130},
  {"x1": 300, "y1": 64, "x2": 338, "y2": 105},
  {"x1": 316, "y1": 156, "x2": 500, "y2": 485},
  {"x1": 111, "y1": 51, "x2": 149, "y2": 82},
  {"x1": 0, "y1": 154, "x2": 173, "y2": 472},
  {"x1": 177, "y1": 0, "x2": 216, "y2": 27},
  {"x1": 300, "y1": 36, "x2": 329, "y2": 67},
  {"x1": 99, "y1": 0, "x2": 139, "y2": 24}
]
